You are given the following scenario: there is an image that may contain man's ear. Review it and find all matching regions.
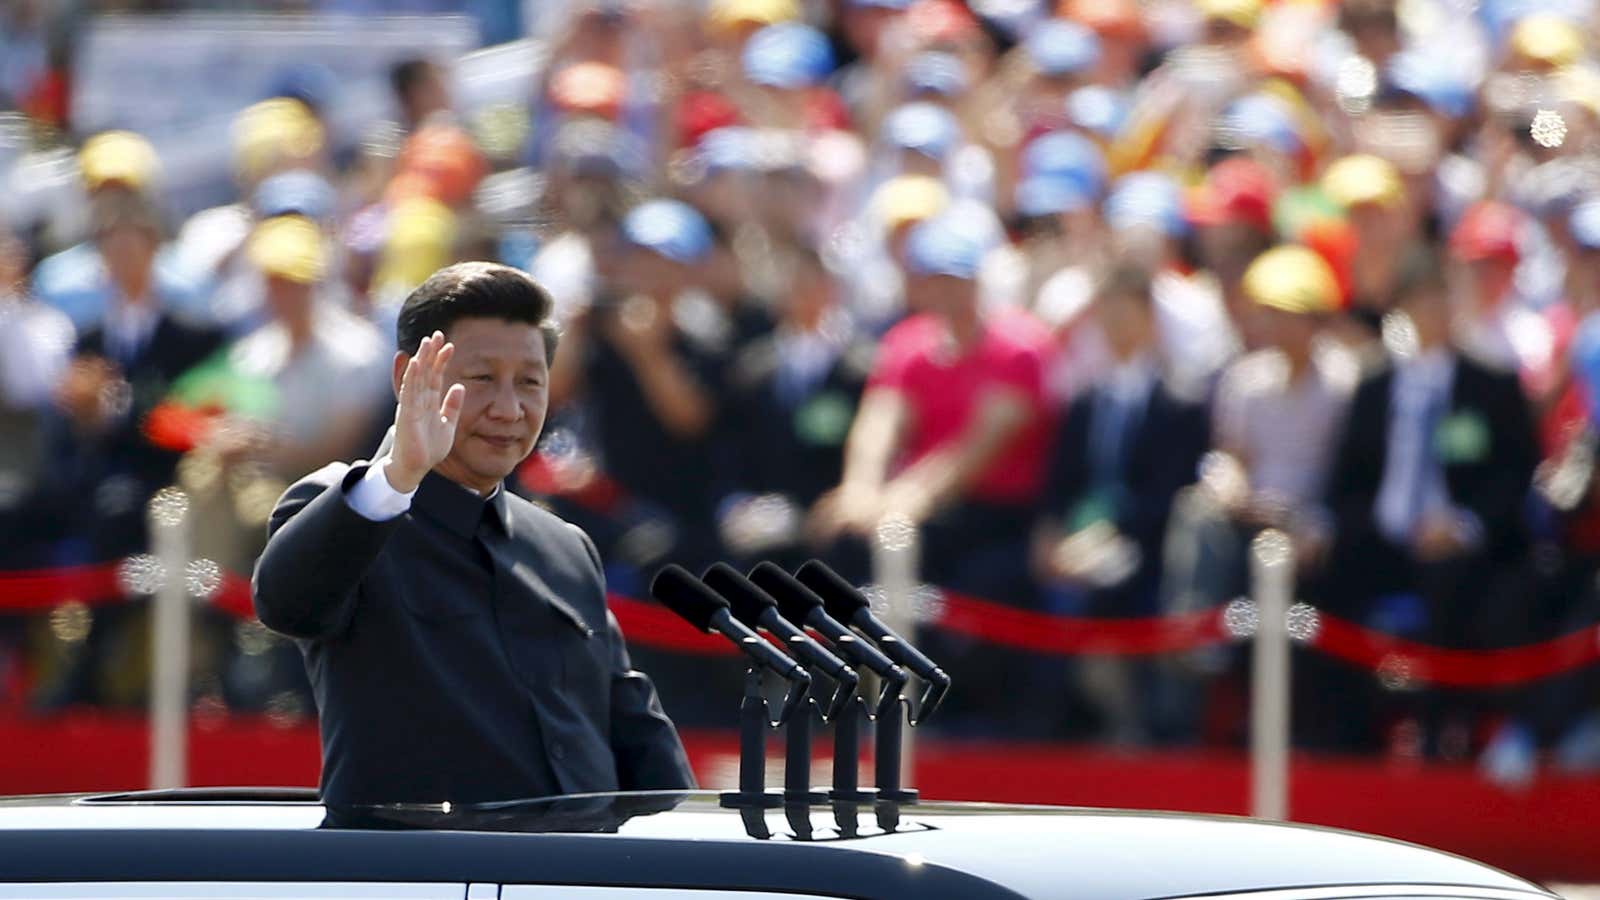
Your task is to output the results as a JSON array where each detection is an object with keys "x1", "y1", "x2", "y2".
[{"x1": 391, "y1": 351, "x2": 410, "y2": 400}]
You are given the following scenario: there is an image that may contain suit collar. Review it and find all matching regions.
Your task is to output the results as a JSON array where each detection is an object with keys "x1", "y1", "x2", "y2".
[{"x1": 413, "y1": 470, "x2": 512, "y2": 538}]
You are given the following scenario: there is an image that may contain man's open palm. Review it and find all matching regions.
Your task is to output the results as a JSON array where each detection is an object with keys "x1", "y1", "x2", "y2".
[{"x1": 387, "y1": 331, "x2": 465, "y2": 493}]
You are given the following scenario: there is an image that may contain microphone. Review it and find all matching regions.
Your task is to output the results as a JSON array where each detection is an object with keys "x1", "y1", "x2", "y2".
[
  {"x1": 795, "y1": 560, "x2": 951, "y2": 722},
  {"x1": 703, "y1": 563, "x2": 859, "y2": 721},
  {"x1": 748, "y1": 561, "x2": 905, "y2": 687},
  {"x1": 650, "y1": 565, "x2": 811, "y2": 688}
]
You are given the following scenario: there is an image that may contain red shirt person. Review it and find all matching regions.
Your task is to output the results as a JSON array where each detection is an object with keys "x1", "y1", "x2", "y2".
[{"x1": 811, "y1": 212, "x2": 1053, "y2": 546}]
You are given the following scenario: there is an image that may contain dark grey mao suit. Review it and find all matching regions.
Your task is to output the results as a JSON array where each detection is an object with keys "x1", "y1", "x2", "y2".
[{"x1": 252, "y1": 460, "x2": 695, "y2": 805}]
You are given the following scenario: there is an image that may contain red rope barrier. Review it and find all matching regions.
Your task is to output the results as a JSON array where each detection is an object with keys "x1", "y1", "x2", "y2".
[
  {"x1": 1309, "y1": 615, "x2": 1600, "y2": 688},
  {"x1": 935, "y1": 591, "x2": 1231, "y2": 655},
  {"x1": 4, "y1": 565, "x2": 1600, "y2": 686},
  {"x1": 0, "y1": 564, "x2": 125, "y2": 610}
]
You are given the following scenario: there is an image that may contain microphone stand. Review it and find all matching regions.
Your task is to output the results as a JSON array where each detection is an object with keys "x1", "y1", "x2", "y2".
[{"x1": 720, "y1": 667, "x2": 794, "y2": 812}]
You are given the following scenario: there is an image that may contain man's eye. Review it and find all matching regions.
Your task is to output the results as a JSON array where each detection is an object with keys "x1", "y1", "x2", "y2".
[
  {"x1": 520, "y1": 378, "x2": 544, "y2": 388},
  {"x1": 468, "y1": 374, "x2": 494, "y2": 382}
]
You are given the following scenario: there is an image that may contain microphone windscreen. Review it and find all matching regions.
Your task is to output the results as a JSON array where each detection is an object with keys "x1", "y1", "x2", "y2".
[
  {"x1": 796, "y1": 560, "x2": 869, "y2": 620},
  {"x1": 749, "y1": 561, "x2": 824, "y2": 624},
  {"x1": 702, "y1": 563, "x2": 775, "y2": 627},
  {"x1": 650, "y1": 564, "x2": 729, "y2": 632}
]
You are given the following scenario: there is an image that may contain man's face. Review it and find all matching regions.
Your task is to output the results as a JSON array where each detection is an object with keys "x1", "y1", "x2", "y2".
[
  {"x1": 98, "y1": 225, "x2": 158, "y2": 295},
  {"x1": 427, "y1": 317, "x2": 550, "y2": 492},
  {"x1": 1095, "y1": 291, "x2": 1156, "y2": 361},
  {"x1": 264, "y1": 275, "x2": 314, "y2": 323}
]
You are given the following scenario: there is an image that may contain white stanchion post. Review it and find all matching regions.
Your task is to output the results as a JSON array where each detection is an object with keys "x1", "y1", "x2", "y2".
[
  {"x1": 873, "y1": 513, "x2": 920, "y2": 788},
  {"x1": 147, "y1": 487, "x2": 192, "y2": 790},
  {"x1": 1249, "y1": 528, "x2": 1294, "y2": 821}
]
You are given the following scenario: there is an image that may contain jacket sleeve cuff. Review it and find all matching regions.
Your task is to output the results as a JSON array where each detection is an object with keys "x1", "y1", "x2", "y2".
[{"x1": 345, "y1": 458, "x2": 417, "y2": 522}]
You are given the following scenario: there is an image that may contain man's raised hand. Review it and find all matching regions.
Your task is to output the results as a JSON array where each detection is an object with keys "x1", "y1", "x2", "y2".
[{"x1": 383, "y1": 331, "x2": 465, "y2": 493}]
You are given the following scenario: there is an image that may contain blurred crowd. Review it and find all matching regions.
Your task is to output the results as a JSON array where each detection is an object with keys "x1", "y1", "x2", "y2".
[{"x1": 4, "y1": 0, "x2": 1600, "y2": 784}]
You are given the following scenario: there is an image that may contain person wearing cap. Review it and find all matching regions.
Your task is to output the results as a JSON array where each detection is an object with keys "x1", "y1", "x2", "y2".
[
  {"x1": 1321, "y1": 246, "x2": 1537, "y2": 752},
  {"x1": 717, "y1": 243, "x2": 873, "y2": 571},
  {"x1": 1033, "y1": 262, "x2": 1210, "y2": 743},
  {"x1": 1321, "y1": 153, "x2": 1420, "y2": 336},
  {"x1": 547, "y1": 200, "x2": 732, "y2": 571},
  {"x1": 1189, "y1": 156, "x2": 1279, "y2": 349},
  {"x1": 1162, "y1": 246, "x2": 1356, "y2": 627},
  {"x1": 1451, "y1": 200, "x2": 1554, "y2": 381},
  {"x1": 812, "y1": 210, "x2": 1054, "y2": 731},
  {"x1": 218, "y1": 216, "x2": 391, "y2": 485},
  {"x1": 390, "y1": 57, "x2": 453, "y2": 135},
  {"x1": 739, "y1": 22, "x2": 839, "y2": 131},
  {"x1": 1016, "y1": 19, "x2": 1102, "y2": 132},
  {"x1": 31, "y1": 189, "x2": 224, "y2": 709},
  {"x1": 31, "y1": 131, "x2": 206, "y2": 332}
]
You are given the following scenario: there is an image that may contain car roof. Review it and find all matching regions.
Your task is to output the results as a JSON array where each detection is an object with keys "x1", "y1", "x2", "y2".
[{"x1": 0, "y1": 790, "x2": 1551, "y2": 900}]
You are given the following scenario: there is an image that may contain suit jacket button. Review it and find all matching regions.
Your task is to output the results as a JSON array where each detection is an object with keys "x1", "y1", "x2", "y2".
[{"x1": 549, "y1": 742, "x2": 566, "y2": 761}]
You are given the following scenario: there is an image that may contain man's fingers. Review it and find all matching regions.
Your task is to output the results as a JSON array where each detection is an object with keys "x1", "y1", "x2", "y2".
[
  {"x1": 439, "y1": 383, "x2": 466, "y2": 429},
  {"x1": 433, "y1": 341, "x2": 456, "y2": 391},
  {"x1": 399, "y1": 355, "x2": 421, "y2": 408}
]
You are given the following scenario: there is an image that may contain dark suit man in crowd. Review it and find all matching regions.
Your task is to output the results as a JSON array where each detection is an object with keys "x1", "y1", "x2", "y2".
[
  {"x1": 253, "y1": 262, "x2": 694, "y2": 805},
  {"x1": 33, "y1": 190, "x2": 223, "y2": 708},
  {"x1": 1034, "y1": 263, "x2": 1210, "y2": 743},
  {"x1": 1321, "y1": 248, "x2": 1538, "y2": 751}
]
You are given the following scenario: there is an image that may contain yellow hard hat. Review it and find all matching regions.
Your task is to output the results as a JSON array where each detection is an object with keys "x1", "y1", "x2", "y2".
[
  {"x1": 707, "y1": 0, "x2": 800, "y2": 33},
  {"x1": 1242, "y1": 245, "x2": 1341, "y2": 315},
  {"x1": 1196, "y1": 0, "x2": 1263, "y2": 30},
  {"x1": 1321, "y1": 153, "x2": 1404, "y2": 210},
  {"x1": 1509, "y1": 14, "x2": 1586, "y2": 70},
  {"x1": 79, "y1": 131, "x2": 160, "y2": 193},
  {"x1": 872, "y1": 174, "x2": 951, "y2": 232},
  {"x1": 233, "y1": 98, "x2": 326, "y2": 182},
  {"x1": 375, "y1": 198, "x2": 457, "y2": 295},
  {"x1": 248, "y1": 215, "x2": 327, "y2": 285}
]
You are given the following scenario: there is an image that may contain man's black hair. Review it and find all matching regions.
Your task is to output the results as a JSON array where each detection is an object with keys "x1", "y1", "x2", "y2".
[{"x1": 396, "y1": 261, "x2": 561, "y2": 362}]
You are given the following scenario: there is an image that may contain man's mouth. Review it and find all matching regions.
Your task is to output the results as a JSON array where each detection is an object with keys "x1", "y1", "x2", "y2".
[{"x1": 477, "y1": 435, "x2": 521, "y2": 449}]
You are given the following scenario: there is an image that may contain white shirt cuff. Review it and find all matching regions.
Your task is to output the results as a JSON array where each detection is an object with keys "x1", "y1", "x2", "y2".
[{"x1": 344, "y1": 459, "x2": 417, "y2": 522}]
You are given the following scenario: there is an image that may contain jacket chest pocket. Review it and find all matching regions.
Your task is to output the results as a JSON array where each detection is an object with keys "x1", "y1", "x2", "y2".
[{"x1": 496, "y1": 559, "x2": 609, "y2": 706}]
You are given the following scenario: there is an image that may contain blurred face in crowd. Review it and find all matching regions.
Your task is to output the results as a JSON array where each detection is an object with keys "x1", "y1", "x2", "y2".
[
  {"x1": 844, "y1": 3, "x2": 900, "y2": 58},
  {"x1": 264, "y1": 275, "x2": 315, "y2": 328},
  {"x1": 414, "y1": 317, "x2": 550, "y2": 493},
  {"x1": 1258, "y1": 306, "x2": 1321, "y2": 359},
  {"x1": 784, "y1": 256, "x2": 835, "y2": 330},
  {"x1": 1095, "y1": 289, "x2": 1156, "y2": 362},
  {"x1": 1339, "y1": 5, "x2": 1400, "y2": 66},
  {"x1": 568, "y1": 5, "x2": 628, "y2": 64},
  {"x1": 1466, "y1": 258, "x2": 1516, "y2": 310},
  {"x1": 404, "y1": 63, "x2": 451, "y2": 125},
  {"x1": 898, "y1": 149, "x2": 944, "y2": 179},
  {"x1": 1197, "y1": 223, "x2": 1273, "y2": 294},
  {"x1": 97, "y1": 223, "x2": 159, "y2": 302},
  {"x1": 917, "y1": 272, "x2": 978, "y2": 320},
  {"x1": 1347, "y1": 201, "x2": 1408, "y2": 253},
  {"x1": 0, "y1": 229, "x2": 23, "y2": 295},
  {"x1": 1400, "y1": 279, "x2": 1452, "y2": 350}
]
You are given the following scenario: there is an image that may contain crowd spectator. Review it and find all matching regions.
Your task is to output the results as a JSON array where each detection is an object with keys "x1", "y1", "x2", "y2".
[{"x1": 5, "y1": 0, "x2": 1600, "y2": 773}]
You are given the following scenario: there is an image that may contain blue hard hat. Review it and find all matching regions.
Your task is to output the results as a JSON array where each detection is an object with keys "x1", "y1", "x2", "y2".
[
  {"x1": 1104, "y1": 171, "x2": 1188, "y2": 237},
  {"x1": 1384, "y1": 51, "x2": 1477, "y2": 120},
  {"x1": 882, "y1": 102, "x2": 961, "y2": 160},
  {"x1": 1020, "y1": 130, "x2": 1106, "y2": 197},
  {"x1": 1220, "y1": 93, "x2": 1302, "y2": 155},
  {"x1": 905, "y1": 52, "x2": 969, "y2": 97},
  {"x1": 905, "y1": 213, "x2": 986, "y2": 280},
  {"x1": 253, "y1": 169, "x2": 336, "y2": 221},
  {"x1": 696, "y1": 127, "x2": 761, "y2": 174},
  {"x1": 1016, "y1": 174, "x2": 1094, "y2": 218},
  {"x1": 1569, "y1": 198, "x2": 1600, "y2": 250},
  {"x1": 622, "y1": 199, "x2": 713, "y2": 263},
  {"x1": 1025, "y1": 20, "x2": 1101, "y2": 78},
  {"x1": 743, "y1": 23, "x2": 835, "y2": 90},
  {"x1": 1066, "y1": 85, "x2": 1128, "y2": 139}
]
